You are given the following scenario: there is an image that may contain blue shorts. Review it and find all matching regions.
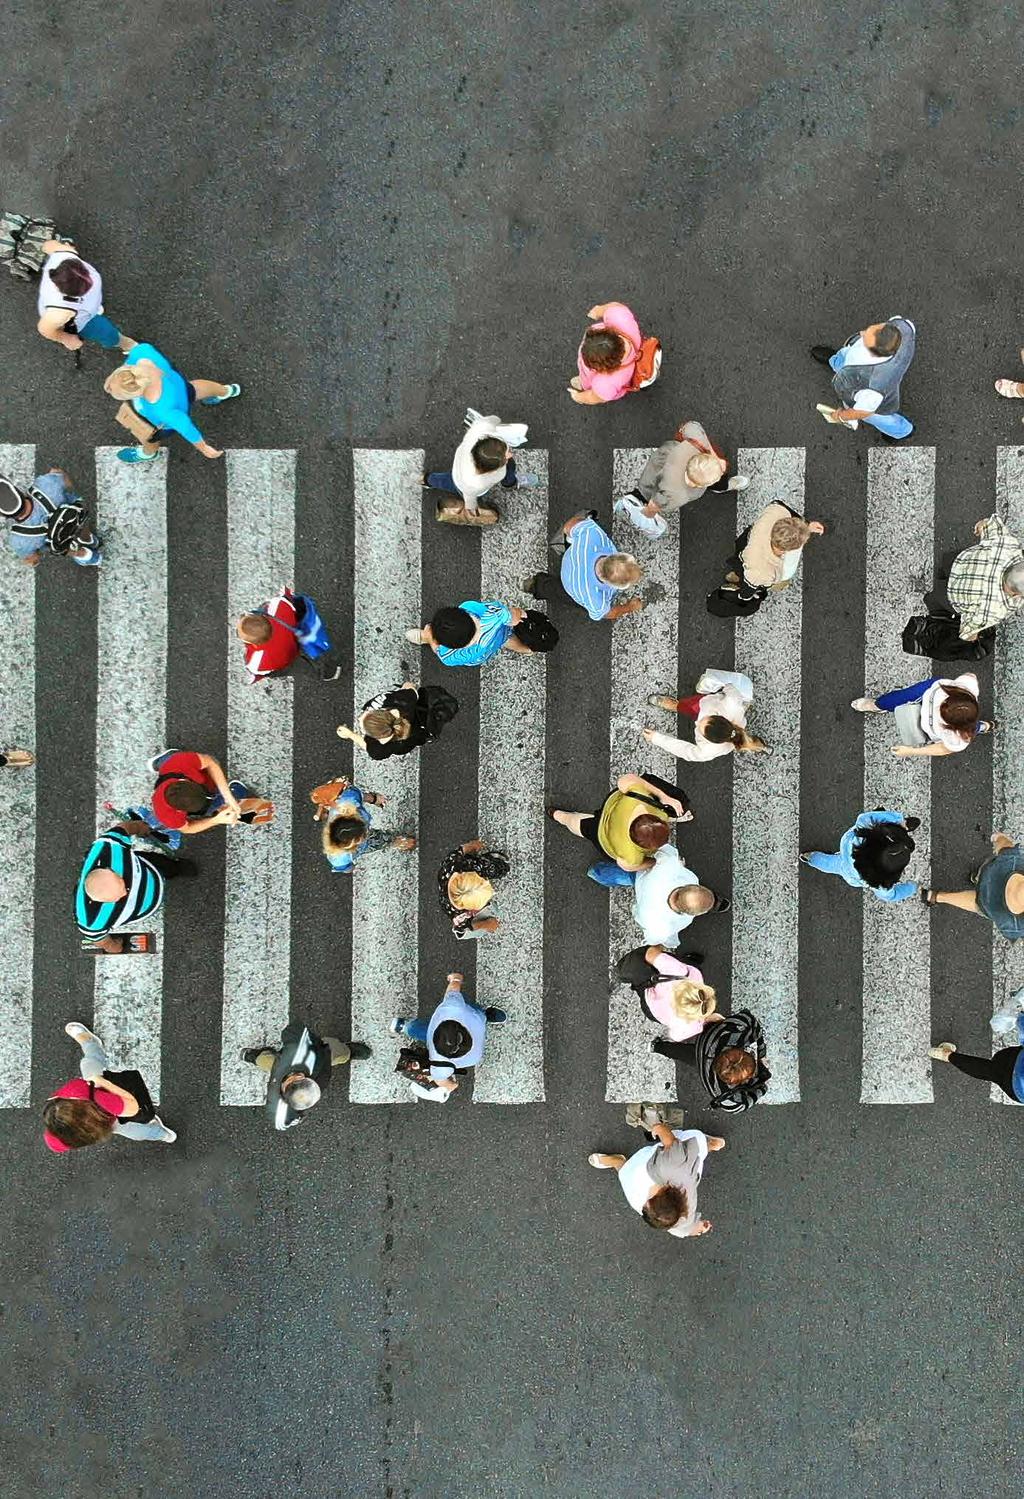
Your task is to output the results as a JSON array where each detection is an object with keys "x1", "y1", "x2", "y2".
[{"x1": 77, "y1": 313, "x2": 122, "y2": 349}]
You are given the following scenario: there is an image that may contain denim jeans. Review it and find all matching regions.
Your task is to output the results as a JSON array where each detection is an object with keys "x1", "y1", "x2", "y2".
[
  {"x1": 400, "y1": 995, "x2": 488, "y2": 1045},
  {"x1": 78, "y1": 1037, "x2": 171, "y2": 1140}
]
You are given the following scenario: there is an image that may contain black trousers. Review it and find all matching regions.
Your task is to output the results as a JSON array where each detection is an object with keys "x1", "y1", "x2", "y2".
[
  {"x1": 948, "y1": 1046, "x2": 1021, "y2": 1101},
  {"x1": 144, "y1": 851, "x2": 198, "y2": 879}
]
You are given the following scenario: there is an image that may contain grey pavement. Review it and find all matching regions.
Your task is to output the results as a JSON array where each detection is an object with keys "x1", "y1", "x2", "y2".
[{"x1": 1, "y1": 3, "x2": 1022, "y2": 1496}]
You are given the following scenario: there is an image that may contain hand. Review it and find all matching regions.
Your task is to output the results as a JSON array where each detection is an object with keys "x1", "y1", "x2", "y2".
[
  {"x1": 337, "y1": 724, "x2": 354, "y2": 740},
  {"x1": 642, "y1": 728, "x2": 657, "y2": 744},
  {"x1": 462, "y1": 838, "x2": 485, "y2": 853},
  {"x1": 217, "y1": 806, "x2": 239, "y2": 826},
  {"x1": 891, "y1": 745, "x2": 913, "y2": 756},
  {"x1": 975, "y1": 519, "x2": 987, "y2": 537},
  {"x1": 447, "y1": 972, "x2": 464, "y2": 985},
  {"x1": 510, "y1": 607, "x2": 526, "y2": 624},
  {"x1": 808, "y1": 521, "x2": 826, "y2": 535},
  {"x1": 586, "y1": 305, "x2": 603, "y2": 319},
  {"x1": 692, "y1": 1219, "x2": 713, "y2": 1236},
  {"x1": 372, "y1": 793, "x2": 388, "y2": 807}
]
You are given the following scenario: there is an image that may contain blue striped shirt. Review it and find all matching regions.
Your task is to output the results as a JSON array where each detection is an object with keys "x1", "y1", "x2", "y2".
[
  {"x1": 560, "y1": 518, "x2": 617, "y2": 621},
  {"x1": 75, "y1": 829, "x2": 165, "y2": 935}
]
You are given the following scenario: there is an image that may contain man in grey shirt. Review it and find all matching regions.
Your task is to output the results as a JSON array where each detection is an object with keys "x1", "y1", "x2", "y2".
[{"x1": 629, "y1": 420, "x2": 749, "y2": 520}]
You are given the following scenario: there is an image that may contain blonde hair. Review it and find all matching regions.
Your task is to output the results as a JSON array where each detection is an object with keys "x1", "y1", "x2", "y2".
[
  {"x1": 770, "y1": 517, "x2": 812, "y2": 552},
  {"x1": 686, "y1": 452, "x2": 726, "y2": 487},
  {"x1": 599, "y1": 552, "x2": 643, "y2": 587},
  {"x1": 448, "y1": 871, "x2": 494, "y2": 912},
  {"x1": 105, "y1": 365, "x2": 148, "y2": 400},
  {"x1": 666, "y1": 980, "x2": 717, "y2": 1022}
]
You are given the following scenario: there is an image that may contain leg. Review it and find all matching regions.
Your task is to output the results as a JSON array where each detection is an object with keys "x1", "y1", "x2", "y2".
[
  {"x1": 948, "y1": 1046, "x2": 1020, "y2": 1099},
  {"x1": 144, "y1": 852, "x2": 199, "y2": 879},
  {"x1": 615, "y1": 947, "x2": 658, "y2": 991},
  {"x1": 803, "y1": 851, "x2": 846, "y2": 877},
  {"x1": 324, "y1": 1036, "x2": 353, "y2": 1067},
  {"x1": 929, "y1": 889, "x2": 981, "y2": 913},
  {"x1": 550, "y1": 809, "x2": 591, "y2": 837},
  {"x1": 191, "y1": 379, "x2": 232, "y2": 401},
  {"x1": 424, "y1": 470, "x2": 461, "y2": 494},
  {"x1": 78, "y1": 1037, "x2": 112, "y2": 1079},
  {"x1": 875, "y1": 681, "x2": 931, "y2": 712}
]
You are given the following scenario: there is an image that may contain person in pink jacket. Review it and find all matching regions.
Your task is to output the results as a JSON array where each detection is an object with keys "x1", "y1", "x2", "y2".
[
  {"x1": 568, "y1": 302, "x2": 659, "y2": 404},
  {"x1": 614, "y1": 944, "x2": 723, "y2": 1042}
]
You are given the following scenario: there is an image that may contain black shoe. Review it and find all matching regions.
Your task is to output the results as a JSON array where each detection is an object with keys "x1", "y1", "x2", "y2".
[
  {"x1": 319, "y1": 662, "x2": 342, "y2": 682},
  {"x1": 348, "y1": 1041, "x2": 372, "y2": 1060},
  {"x1": 904, "y1": 816, "x2": 921, "y2": 833},
  {"x1": 484, "y1": 1007, "x2": 508, "y2": 1023},
  {"x1": 709, "y1": 893, "x2": 731, "y2": 914},
  {"x1": 173, "y1": 858, "x2": 200, "y2": 878},
  {"x1": 810, "y1": 345, "x2": 837, "y2": 365},
  {"x1": 241, "y1": 1046, "x2": 270, "y2": 1065}
]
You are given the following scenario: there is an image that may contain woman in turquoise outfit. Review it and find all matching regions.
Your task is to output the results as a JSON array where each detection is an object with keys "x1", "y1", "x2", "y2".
[{"x1": 104, "y1": 342, "x2": 241, "y2": 463}]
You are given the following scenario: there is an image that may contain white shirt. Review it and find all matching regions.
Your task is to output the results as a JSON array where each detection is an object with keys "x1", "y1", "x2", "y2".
[
  {"x1": 38, "y1": 251, "x2": 104, "y2": 329},
  {"x1": 632, "y1": 845, "x2": 698, "y2": 945},
  {"x1": 617, "y1": 1129, "x2": 709, "y2": 1237},
  {"x1": 645, "y1": 669, "x2": 753, "y2": 764},
  {"x1": 836, "y1": 337, "x2": 886, "y2": 412},
  {"x1": 919, "y1": 672, "x2": 979, "y2": 752},
  {"x1": 450, "y1": 409, "x2": 528, "y2": 510}
]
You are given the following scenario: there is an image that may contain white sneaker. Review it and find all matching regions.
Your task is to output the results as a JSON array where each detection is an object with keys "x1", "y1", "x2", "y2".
[
  {"x1": 404, "y1": 628, "x2": 425, "y2": 644},
  {"x1": 153, "y1": 1118, "x2": 177, "y2": 1142},
  {"x1": 64, "y1": 1021, "x2": 98, "y2": 1045},
  {"x1": 928, "y1": 1042, "x2": 956, "y2": 1062},
  {"x1": 851, "y1": 697, "x2": 877, "y2": 712},
  {"x1": 726, "y1": 475, "x2": 750, "y2": 491}
]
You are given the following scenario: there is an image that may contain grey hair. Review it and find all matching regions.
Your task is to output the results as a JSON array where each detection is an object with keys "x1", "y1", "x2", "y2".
[
  {"x1": 1003, "y1": 560, "x2": 1024, "y2": 597},
  {"x1": 282, "y1": 1075, "x2": 321, "y2": 1111}
]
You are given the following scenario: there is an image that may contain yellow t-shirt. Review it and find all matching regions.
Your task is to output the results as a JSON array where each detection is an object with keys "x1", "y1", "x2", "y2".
[{"x1": 598, "y1": 790, "x2": 669, "y2": 864}]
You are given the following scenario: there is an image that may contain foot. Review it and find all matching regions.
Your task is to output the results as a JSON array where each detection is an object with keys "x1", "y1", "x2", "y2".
[
  {"x1": 995, "y1": 379, "x2": 1024, "y2": 399},
  {"x1": 725, "y1": 475, "x2": 750, "y2": 491},
  {"x1": 484, "y1": 1007, "x2": 507, "y2": 1023},
  {"x1": 706, "y1": 1136, "x2": 727, "y2": 1151},
  {"x1": 920, "y1": 888, "x2": 938, "y2": 905},
  {"x1": 392, "y1": 834, "x2": 416, "y2": 851},
  {"x1": 240, "y1": 1046, "x2": 271, "y2": 1065},
  {"x1": 928, "y1": 1042, "x2": 956, "y2": 1061},
  {"x1": 152, "y1": 1117, "x2": 177, "y2": 1142},
  {"x1": 404, "y1": 627, "x2": 426, "y2": 644},
  {"x1": 1, "y1": 748, "x2": 35, "y2": 768},
  {"x1": 71, "y1": 544, "x2": 102, "y2": 567},
  {"x1": 588, "y1": 1152, "x2": 620, "y2": 1169},
  {"x1": 515, "y1": 474, "x2": 540, "y2": 488},
  {"x1": 388, "y1": 1017, "x2": 408, "y2": 1037},
  {"x1": 976, "y1": 720, "x2": 993, "y2": 735},
  {"x1": 810, "y1": 345, "x2": 836, "y2": 365},
  {"x1": 798, "y1": 852, "x2": 814, "y2": 865},
  {"x1": 65, "y1": 1021, "x2": 98, "y2": 1045},
  {"x1": 200, "y1": 383, "x2": 242, "y2": 406},
  {"x1": 521, "y1": 574, "x2": 540, "y2": 595},
  {"x1": 647, "y1": 694, "x2": 679, "y2": 712},
  {"x1": 116, "y1": 446, "x2": 160, "y2": 463},
  {"x1": 347, "y1": 1041, "x2": 372, "y2": 1060},
  {"x1": 319, "y1": 662, "x2": 342, "y2": 682},
  {"x1": 723, "y1": 570, "x2": 741, "y2": 585},
  {"x1": 851, "y1": 697, "x2": 878, "y2": 712}
]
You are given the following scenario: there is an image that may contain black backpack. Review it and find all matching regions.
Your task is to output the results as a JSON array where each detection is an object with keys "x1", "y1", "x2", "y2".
[
  {"x1": 902, "y1": 612, "x2": 994, "y2": 661},
  {"x1": 4, "y1": 476, "x2": 91, "y2": 555},
  {"x1": 513, "y1": 609, "x2": 559, "y2": 652}
]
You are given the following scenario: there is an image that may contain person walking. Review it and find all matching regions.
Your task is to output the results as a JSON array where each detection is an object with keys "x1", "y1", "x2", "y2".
[
  {"x1": 588, "y1": 1121, "x2": 724, "y2": 1238},
  {"x1": 614, "y1": 944, "x2": 722, "y2": 1041},
  {"x1": 800, "y1": 809, "x2": 920, "y2": 903},
  {"x1": 929, "y1": 1011, "x2": 1024, "y2": 1103},
  {"x1": 336, "y1": 679, "x2": 459, "y2": 761},
  {"x1": 138, "y1": 748, "x2": 273, "y2": 847},
  {"x1": 568, "y1": 301, "x2": 660, "y2": 405},
  {"x1": 75, "y1": 820, "x2": 198, "y2": 952},
  {"x1": 390, "y1": 971, "x2": 506, "y2": 1100},
  {"x1": 437, "y1": 840, "x2": 509, "y2": 939},
  {"x1": 424, "y1": 407, "x2": 537, "y2": 526},
  {"x1": 0, "y1": 466, "x2": 102, "y2": 567},
  {"x1": 103, "y1": 342, "x2": 240, "y2": 463},
  {"x1": 524, "y1": 511, "x2": 644, "y2": 622},
  {"x1": 711, "y1": 503, "x2": 825, "y2": 617},
  {"x1": 943, "y1": 515, "x2": 1024, "y2": 642},
  {"x1": 654, "y1": 1008, "x2": 771, "y2": 1113},
  {"x1": 586, "y1": 840, "x2": 729, "y2": 941},
  {"x1": 236, "y1": 586, "x2": 340, "y2": 684},
  {"x1": 549, "y1": 772, "x2": 692, "y2": 874},
  {"x1": 642, "y1": 669, "x2": 769, "y2": 762},
  {"x1": 242, "y1": 1021, "x2": 370, "y2": 1131},
  {"x1": 43, "y1": 1022, "x2": 175, "y2": 1152},
  {"x1": 621, "y1": 420, "x2": 750, "y2": 523},
  {"x1": 811, "y1": 315, "x2": 916, "y2": 438},
  {"x1": 921, "y1": 831, "x2": 1024, "y2": 937},
  {"x1": 312, "y1": 776, "x2": 416, "y2": 873},
  {"x1": 851, "y1": 672, "x2": 990, "y2": 757},
  {"x1": 36, "y1": 239, "x2": 133, "y2": 355},
  {"x1": 405, "y1": 599, "x2": 549, "y2": 666}
]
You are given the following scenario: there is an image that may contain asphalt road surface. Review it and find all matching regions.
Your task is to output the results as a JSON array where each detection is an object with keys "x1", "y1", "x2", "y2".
[{"x1": 1, "y1": 3, "x2": 1022, "y2": 1496}]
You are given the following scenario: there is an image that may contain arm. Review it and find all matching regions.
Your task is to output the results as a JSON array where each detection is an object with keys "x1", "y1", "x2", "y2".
[
  {"x1": 162, "y1": 409, "x2": 220, "y2": 457},
  {"x1": 337, "y1": 723, "x2": 369, "y2": 751},
  {"x1": 112, "y1": 820, "x2": 151, "y2": 838},
  {"x1": 892, "y1": 743, "x2": 952, "y2": 758},
  {"x1": 991, "y1": 832, "x2": 1017, "y2": 854},
  {"x1": 37, "y1": 311, "x2": 82, "y2": 350},
  {"x1": 586, "y1": 303, "x2": 611, "y2": 319},
  {"x1": 606, "y1": 598, "x2": 643, "y2": 621},
  {"x1": 503, "y1": 633, "x2": 535, "y2": 655},
  {"x1": 195, "y1": 753, "x2": 238, "y2": 807},
  {"x1": 569, "y1": 387, "x2": 605, "y2": 405},
  {"x1": 642, "y1": 727, "x2": 708, "y2": 762},
  {"x1": 651, "y1": 1122, "x2": 677, "y2": 1149},
  {"x1": 618, "y1": 773, "x2": 687, "y2": 820}
]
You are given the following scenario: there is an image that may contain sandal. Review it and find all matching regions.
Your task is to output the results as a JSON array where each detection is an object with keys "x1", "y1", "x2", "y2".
[
  {"x1": 920, "y1": 888, "x2": 938, "y2": 905},
  {"x1": 995, "y1": 379, "x2": 1024, "y2": 399}
]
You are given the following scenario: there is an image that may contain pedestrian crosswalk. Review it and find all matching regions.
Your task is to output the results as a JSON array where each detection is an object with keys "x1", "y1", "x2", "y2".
[{"x1": 1, "y1": 441, "x2": 1022, "y2": 1110}]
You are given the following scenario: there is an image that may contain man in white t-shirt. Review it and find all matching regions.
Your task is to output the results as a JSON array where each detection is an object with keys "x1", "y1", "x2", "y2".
[
  {"x1": 425, "y1": 408, "x2": 538, "y2": 526},
  {"x1": 631, "y1": 844, "x2": 728, "y2": 947},
  {"x1": 36, "y1": 240, "x2": 134, "y2": 355},
  {"x1": 588, "y1": 1123, "x2": 726, "y2": 1238}
]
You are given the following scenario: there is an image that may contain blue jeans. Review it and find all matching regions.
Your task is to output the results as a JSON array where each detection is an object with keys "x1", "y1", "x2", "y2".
[{"x1": 875, "y1": 680, "x2": 933, "y2": 711}]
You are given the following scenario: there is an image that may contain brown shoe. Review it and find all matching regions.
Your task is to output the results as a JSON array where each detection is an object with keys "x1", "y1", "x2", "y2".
[
  {"x1": 647, "y1": 694, "x2": 679, "y2": 713},
  {"x1": 0, "y1": 748, "x2": 34, "y2": 769}
]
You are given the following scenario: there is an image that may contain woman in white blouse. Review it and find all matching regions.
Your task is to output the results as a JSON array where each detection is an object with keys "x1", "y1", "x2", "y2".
[
  {"x1": 851, "y1": 672, "x2": 991, "y2": 757},
  {"x1": 641, "y1": 668, "x2": 770, "y2": 763}
]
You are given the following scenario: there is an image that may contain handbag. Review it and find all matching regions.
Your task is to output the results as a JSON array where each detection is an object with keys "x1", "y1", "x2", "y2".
[
  {"x1": 629, "y1": 336, "x2": 663, "y2": 390},
  {"x1": 706, "y1": 585, "x2": 763, "y2": 619},
  {"x1": 310, "y1": 776, "x2": 349, "y2": 810},
  {"x1": 902, "y1": 612, "x2": 994, "y2": 661},
  {"x1": 258, "y1": 592, "x2": 332, "y2": 661},
  {"x1": 513, "y1": 609, "x2": 559, "y2": 652},
  {"x1": 614, "y1": 491, "x2": 668, "y2": 539},
  {"x1": 893, "y1": 702, "x2": 929, "y2": 748}
]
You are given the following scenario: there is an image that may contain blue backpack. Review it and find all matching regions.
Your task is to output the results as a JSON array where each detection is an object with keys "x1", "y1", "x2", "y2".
[{"x1": 260, "y1": 593, "x2": 332, "y2": 662}]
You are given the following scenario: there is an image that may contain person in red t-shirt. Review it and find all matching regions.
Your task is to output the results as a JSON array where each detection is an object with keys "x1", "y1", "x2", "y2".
[
  {"x1": 43, "y1": 1022, "x2": 176, "y2": 1151},
  {"x1": 236, "y1": 585, "x2": 301, "y2": 683},
  {"x1": 148, "y1": 749, "x2": 272, "y2": 837}
]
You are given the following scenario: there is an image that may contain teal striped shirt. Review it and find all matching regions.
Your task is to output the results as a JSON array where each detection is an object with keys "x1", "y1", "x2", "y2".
[{"x1": 75, "y1": 829, "x2": 165, "y2": 935}]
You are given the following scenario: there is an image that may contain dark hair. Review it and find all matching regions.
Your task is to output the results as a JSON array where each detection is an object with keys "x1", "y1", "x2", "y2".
[
  {"x1": 581, "y1": 327, "x2": 626, "y2": 372},
  {"x1": 702, "y1": 714, "x2": 744, "y2": 748},
  {"x1": 641, "y1": 1184, "x2": 688, "y2": 1230},
  {"x1": 938, "y1": 686, "x2": 978, "y2": 739},
  {"x1": 49, "y1": 257, "x2": 94, "y2": 299},
  {"x1": 163, "y1": 779, "x2": 211, "y2": 815},
  {"x1": 869, "y1": 323, "x2": 901, "y2": 358},
  {"x1": 432, "y1": 1020, "x2": 472, "y2": 1059},
  {"x1": 471, "y1": 436, "x2": 507, "y2": 473},
  {"x1": 430, "y1": 606, "x2": 475, "y2": 649},
  {"x1": 42, "y1": 1095, "x2": 115, "y2": 1150},
  {"x1": 328, "y1": 816, "x2": 366, "y2": 850},
  {"x1": 632, "y1": 814, "x2": 670, "y2": 851},
  {"x1": 851, "y1": 820, "x2": 915, "y2": 890},
  {"x1": 714, "y1": 1047, "x2": 756, "y2": 1087}
]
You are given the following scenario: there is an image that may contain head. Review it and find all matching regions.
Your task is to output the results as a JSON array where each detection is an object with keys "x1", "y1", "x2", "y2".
[
  {"x1": 862, "y1": 321, "x2": 902, "y2": 358},
  {"x1": 938, "y1": 686, "x2": 979, "y2": 741},
  {"x1": 42, "y1": 1095, "x2": 116, "y2": 1151},
  {"x1": 49, "y1": 256, "x2": 95, "y2": 299},
  {"x1": 471, "y1": 436, "x2": 509, "y2": 474},
  {"x1": 852, "y1": 821, "x2": 914, "y2": 890},
  {"x1": 701, "y1": 714, "x2": 748, "y2": 752},
  {"x1": 362, "y1": 707, "x2": 411, "y2": 743},
  {"x1": 668, "y1": 884, "x2": 715, "y2": 918},
  {"x1": 632, "y1": 814, "x2": 670, "y2": 852},
  {"x1": 163, "y1": 779, "x2": 212, "y2": 816},
  {"x1": 429, "y1": 606, "x2": 475, "y2": 649},
  {"x1": 448, "y1": 871, "x2": 494, "y2": 912},
  {"x1": 714, "y1": 1047, "x2": 757, "y2": 1088},
  {"x1": 323, "y1": 816, "x2": 367, "y2": 854},
  {"x1": 595, "y1": 552, "x2": 644, "y2": 590},
  {"x1": 641, "y1": 1184, "x2": 689, "y2": 1231},
  {"x1": 770, "y1": 517, "x2": 813, "y2": 556},
  {"x1": 84, "y1": 867, "x2": 127, "y2": 904},
  {"x1": 685, "y1": 452, "x2": 728, "y2": 489},
  {"x1": 104, "y1": 364, "x2": 148, "y2": 401},
  {"x1": 280, "y1": 1072, "x2": 321, "y2": 1112},
  {"x1": 666, "y1": 979, "x2": 717, "y2": 1024},
  {"x1": 236, "y1": 613, "x2": 272, "y2": 645},
  {"x1": 432, "y1": 1020, "x2": 472, "y2": 1060},
  {"x1": 581, "y1": 327, "x2": 627, "y2": 371},
  {"x1": 1002, "y1": 560, "x2": 1024, "y2": 599}
]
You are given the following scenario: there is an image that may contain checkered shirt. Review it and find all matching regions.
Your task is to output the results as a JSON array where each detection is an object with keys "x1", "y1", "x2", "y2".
[{"x1": 947, "y1": 514, "x2": 1024, "y2": 639}]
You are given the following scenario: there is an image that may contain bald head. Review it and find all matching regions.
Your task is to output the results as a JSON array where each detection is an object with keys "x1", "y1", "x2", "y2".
[
  {"x1": 84, "y1": 867, "x2": 127, "y2": 904},
  {"x1": 668, "y1": 884, "x2": 714, "y2": 917}
]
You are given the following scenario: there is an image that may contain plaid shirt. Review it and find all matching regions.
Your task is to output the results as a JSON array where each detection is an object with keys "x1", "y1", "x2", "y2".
[{"x1": 947, "y1": 515, "x2": 1024, "y2": 639}]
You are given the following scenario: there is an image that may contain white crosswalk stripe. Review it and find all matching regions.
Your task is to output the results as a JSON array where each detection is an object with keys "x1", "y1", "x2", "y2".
[
  {"x1": 220, "y1": 450, "x2": 296, "y2": 1105},
  {"x1": 0, "y1": 444, "x2": 36, "y2": 1107},
  {"x1": 93, "y1": 447, "x2": 168, "y2": 1100},
  {"x1": 734, "y1": 448, "x2": 804, "y2": 1103}
]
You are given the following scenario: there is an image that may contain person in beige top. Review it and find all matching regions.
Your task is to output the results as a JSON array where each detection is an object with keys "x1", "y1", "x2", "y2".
[
  {"x1": 629, "y1": 421, "x2": 749, "y2": 520},
  {"x1": 734, "y1": 502, "x2": 825, "y2": 600}
]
